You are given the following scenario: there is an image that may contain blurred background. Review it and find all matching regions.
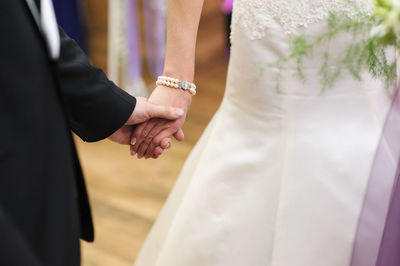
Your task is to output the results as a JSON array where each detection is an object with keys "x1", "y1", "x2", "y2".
[{"x1": 57, "y1": 0, "x2": 231, "y2": 265}]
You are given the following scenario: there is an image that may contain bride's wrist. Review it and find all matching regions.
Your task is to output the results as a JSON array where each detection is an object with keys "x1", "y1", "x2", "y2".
[
  {"x1": 156, "y1": 75, "x2": 197, "y2": 96},
  {"x1": 151, "y1": 85, "x2": 192, "y2": 112},
  {"x1": 163, "y1": 61, "x2": 195, "y2": 82}
]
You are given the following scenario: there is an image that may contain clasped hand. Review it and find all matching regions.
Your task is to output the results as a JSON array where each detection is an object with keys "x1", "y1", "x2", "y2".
[
  {"x1": 108, "y1": 85, "x2": 191, "y2": 159},
  {"x1": 131, "y1": 85, "x2": 191, "y2": 159}
]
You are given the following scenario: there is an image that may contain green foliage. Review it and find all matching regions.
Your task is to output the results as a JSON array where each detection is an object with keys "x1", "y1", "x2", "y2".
[{"x1": 272, "y1": 8, "x2": 397, "y2": 93}]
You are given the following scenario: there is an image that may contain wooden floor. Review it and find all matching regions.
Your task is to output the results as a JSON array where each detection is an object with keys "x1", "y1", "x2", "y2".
[{"x1": 77, "y1": 1, "x2": 229, "y2": 265}]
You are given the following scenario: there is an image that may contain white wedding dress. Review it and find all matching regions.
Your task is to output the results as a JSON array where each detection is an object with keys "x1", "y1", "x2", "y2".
[{"x1": 134, "y1": 0, "x2": 392, "y2": 265}]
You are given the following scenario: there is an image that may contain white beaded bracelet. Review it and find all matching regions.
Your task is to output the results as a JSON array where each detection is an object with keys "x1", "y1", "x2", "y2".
[{"x1": 156, "y1": 76, "x2": 197, "y2": 95}]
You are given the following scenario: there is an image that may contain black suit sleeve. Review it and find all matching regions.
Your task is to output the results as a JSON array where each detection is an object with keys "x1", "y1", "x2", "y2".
[
  {"x1": 0, "y1": 208, "x2": 42, "y2": 266},
  {"x1": 56, "y1": 28, "x2": 137, "y2": 142}
]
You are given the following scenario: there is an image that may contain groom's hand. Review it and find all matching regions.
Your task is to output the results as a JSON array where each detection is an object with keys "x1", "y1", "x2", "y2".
[
  {"x1": 108, "y1": 97, "x2": 184, "y2": 146},
  {"x1": 126, "y1": 97, "x2": 184, "y2": 125},
  {"x1": 130, "y1": 85, "x2": 191, "y2": 159}
]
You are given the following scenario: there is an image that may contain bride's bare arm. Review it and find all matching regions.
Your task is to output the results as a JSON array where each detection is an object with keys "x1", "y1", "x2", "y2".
[
  {"x1": 130, "y1": 0, "x2": 205, "y2": 159},
  {"x1": 164, "y1": 0, "x2": 204, "y2": 81}
]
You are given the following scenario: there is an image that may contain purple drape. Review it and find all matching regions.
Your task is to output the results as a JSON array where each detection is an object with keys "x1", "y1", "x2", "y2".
[
  {"x1": 125, "y1": 0, "x2": 142, "y2": 80},
  {"x1": 351, "y1": 86, "x2": 400, "y2": 266},
  {"x1": 124, "y1": 0, "x2": 165, "y2": 85},
  {"x1": 221, "y1": 0, "x2": 233, "y2": 14},
  {"x1": 377, "y1": 166, "x2": 400, "y2": 265},
  {"x1": 143, "y1": 0, "x2": 166, "y2": 77}
]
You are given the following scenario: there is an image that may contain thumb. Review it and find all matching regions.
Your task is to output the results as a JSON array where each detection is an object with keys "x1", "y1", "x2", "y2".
[{"x1": 147, "y1": 103, "x2": 185, "y2": 120}]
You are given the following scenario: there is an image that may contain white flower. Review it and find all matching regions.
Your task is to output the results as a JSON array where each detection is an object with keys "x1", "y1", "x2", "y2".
[
  {"x1": 371, "y1": 0, "x2": 400, "y2": 43},
  {"x1": 371, "y1": 24, "x2": 390, "y2": 38}
]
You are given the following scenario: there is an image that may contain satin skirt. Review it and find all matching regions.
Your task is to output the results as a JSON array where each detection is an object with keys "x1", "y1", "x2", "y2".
[{"x1": 134, "y1": 16, "x2": 392, "y2": 266}]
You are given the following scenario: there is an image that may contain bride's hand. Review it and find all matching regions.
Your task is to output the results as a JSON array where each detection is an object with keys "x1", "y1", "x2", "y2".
[
  {"x1": 130, "y1": 136, "x2": 173, "y2": 159},
  {"x1": 130, "y1": 85, "x2": 192, "y2": 159}
]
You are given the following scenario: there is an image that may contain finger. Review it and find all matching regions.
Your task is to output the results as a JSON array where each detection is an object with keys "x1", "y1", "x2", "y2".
[
  {"x1": 144, "y1": 136, "x2": 171, "y2": 159},
  {"x1": 148, "y1": 104, "x2": 184, "y2": 120},
  {"x1": 131, "y1": 122, "x2": 147, "y2": 151},
  {"x1": 145, "y1": 119, "x2": 169, "y2": 145},
  {"x1": 137, "y1": 133, "x2": 159, "y2": 159},
  {"x1": 130, "y1": 145, "x2": 136, "y2": 157},
  {"x1": 141, "y1": 121, "x2": 172, "y2": 158},
  {"x1": 138, "y1": 127, "x2": 165, "y2": 158},
  {"x1": 144, "y1": 141, "x2": 168, "y2": 159},
  {"x1": 174, "y1": 129, "x2": 185, "y2": 141},
  {"x1": 139, "y1": 125, "x2": 166, "y2": 159},
  {"x1": 160, "y1": 138, "x2": 172, "y2": 149},
  {"x1": 144, "y1": 143, "x2": 157, "y2": 159},
  {"x1": 146, "y1": 146, "x2": 164, "y2": 159},
  {"x1": 144, "y1": 129, "x2": 177, "y2": 158},
  {"x1": 137, "y1": 141, "x2": 148, "y2": 159},
  {"x1": 151, "y1": 128, "x2": 180, "y2": 151},
  {"x1": 133, "y1": 119, "x2": 158, "y2": 153},
  {"x1": 154, "y1": 147, "x2": 164, "y2": 157}
]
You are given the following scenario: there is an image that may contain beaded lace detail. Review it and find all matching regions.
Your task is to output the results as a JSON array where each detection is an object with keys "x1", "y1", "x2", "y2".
[{"x1": 231, "y1": 0, "x2": 372, "y2": 40}]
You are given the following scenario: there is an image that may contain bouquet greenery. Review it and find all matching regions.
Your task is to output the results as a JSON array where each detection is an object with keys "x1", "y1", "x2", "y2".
[
  {"x1": 275, "y1": 0, "x2": 400, "y2": 92},
  {"x1": 372, "y1": 0, "x2": 400, "y2": 46}
]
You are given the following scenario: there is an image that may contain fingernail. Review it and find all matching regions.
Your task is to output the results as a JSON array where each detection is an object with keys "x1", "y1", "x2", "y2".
[
  {"x1": 131, "y1": 138, "x2": 136, "y2": 145},
  {"x1": 176, "y1": 109, "x2": 184, "y2": 116},
  {"x1": 166, "y1": 142, "x2": 171, "y2": 149},
  {"x1": 130, "y1": 150, "x2": 136, "y2": 156}
]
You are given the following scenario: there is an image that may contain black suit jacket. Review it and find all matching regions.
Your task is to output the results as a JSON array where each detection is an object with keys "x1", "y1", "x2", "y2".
[{"x1": 0, "y1": 1, "x2": 136, "y2": 265}]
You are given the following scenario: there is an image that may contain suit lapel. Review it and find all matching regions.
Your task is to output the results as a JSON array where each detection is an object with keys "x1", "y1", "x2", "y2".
[
  {"x1": 34, "y1": 0, "x2": 41, "y2": 9},
  {"x1": 25, "y1": 0, "x2": 41, "y2": 31}
]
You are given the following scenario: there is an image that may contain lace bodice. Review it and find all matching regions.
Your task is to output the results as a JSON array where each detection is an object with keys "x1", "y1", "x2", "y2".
[{"x1": 231, "y1": 0, "x2": 372, "y2": 40}]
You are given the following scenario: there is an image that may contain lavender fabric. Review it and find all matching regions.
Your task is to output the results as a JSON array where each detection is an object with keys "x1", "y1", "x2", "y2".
[
  {"x1": 125, "y1": 0, "x2": 141, "y2": 80},
  {"x1": 143, "y1": 0, "x2": 166, "y2": 77},
  {"x1": 351, "y1": 87, "x2": 400, "y2": 266},
  {"x1": 221, "y1": 0, "x2": 233, "y2": 14},
  {"x1": 377, "y1": 165, "x2": 400, "y2": 266},
  {"x1": 124, "y1": 0, "x2": 165, "y2": 80}
]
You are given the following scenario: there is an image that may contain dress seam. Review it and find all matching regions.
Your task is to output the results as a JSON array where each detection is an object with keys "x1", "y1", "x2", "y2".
[{"x1": 269, "y1": 95, "x2": 293, "y2": 266}]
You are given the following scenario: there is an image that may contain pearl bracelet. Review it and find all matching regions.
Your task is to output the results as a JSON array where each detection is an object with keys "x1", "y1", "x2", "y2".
[{"x1": 156, "y1": 76, "x2": 197, "y2": 95}]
